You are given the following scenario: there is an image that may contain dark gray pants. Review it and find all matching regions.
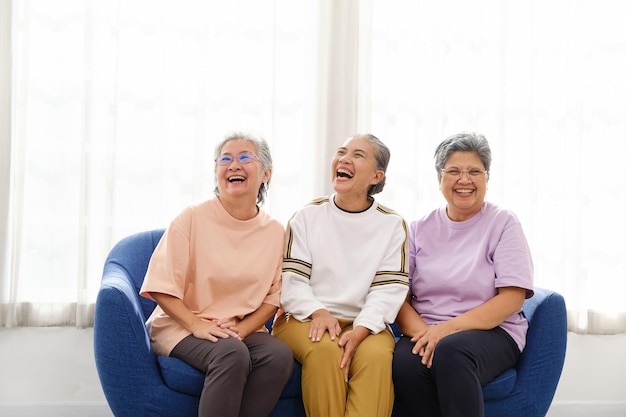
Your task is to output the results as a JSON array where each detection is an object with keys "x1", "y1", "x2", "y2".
[
  {"x1": 392, "y1": 327, "x2": 520, "y2": 417},
  {"x1": 171, "y1": 332, "x2": 293, "y2": 417}
]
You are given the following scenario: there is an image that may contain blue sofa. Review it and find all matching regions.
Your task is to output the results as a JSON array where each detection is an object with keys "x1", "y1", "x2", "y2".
[{"x1": 94, "y1": 229, "x2": 567, "y2": 417}]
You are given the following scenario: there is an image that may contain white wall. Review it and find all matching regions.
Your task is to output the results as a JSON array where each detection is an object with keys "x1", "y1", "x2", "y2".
[
  {"x1": 0, "y1": 328, "x2": 109, "y2": 413},
  {"x1": 550, "y1": 333, "x2": 626, "y2": 417},
  {"x1": 0, "y1": 328, "x2": 625, "y2": 416}
]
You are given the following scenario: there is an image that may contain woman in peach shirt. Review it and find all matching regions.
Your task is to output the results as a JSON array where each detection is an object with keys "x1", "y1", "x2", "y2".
[{"x1": 140, "y1": 132, "x2": 293, "y2": 417}]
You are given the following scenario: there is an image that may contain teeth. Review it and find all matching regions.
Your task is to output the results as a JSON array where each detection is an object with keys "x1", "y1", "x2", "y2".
[
  {"x1": 456, "y1": 189, "x2": 473, "y2": 194},
  {"x1": 337, "y1": 169, "x2": 354, "y2": 178},
  {"x1": 228, "y1": 176, "x2": 246, "y2": 182}
]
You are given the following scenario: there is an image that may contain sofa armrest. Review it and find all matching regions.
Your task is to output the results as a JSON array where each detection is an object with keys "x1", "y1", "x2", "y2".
[
  {"x1": 94, "y1": 264, "x2": 164, "y2": 416},
  {"x1": 513, "y1": 288, "x2": 567, "y2": 415}
]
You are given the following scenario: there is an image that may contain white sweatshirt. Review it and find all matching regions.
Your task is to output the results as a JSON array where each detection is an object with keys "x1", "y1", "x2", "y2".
[{"x1": 280, "y1": 194, "x2": 410, "y2": 334}]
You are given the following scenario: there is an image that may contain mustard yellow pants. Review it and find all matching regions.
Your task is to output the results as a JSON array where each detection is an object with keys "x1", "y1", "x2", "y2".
[{"x1": 272, "y1": 314, "x2": 395, "y2": 417}]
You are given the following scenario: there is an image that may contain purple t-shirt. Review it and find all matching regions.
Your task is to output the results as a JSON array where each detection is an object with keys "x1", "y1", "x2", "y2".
[{"x1": 409, "y1": 201, "x2": 534, "y2": 351}]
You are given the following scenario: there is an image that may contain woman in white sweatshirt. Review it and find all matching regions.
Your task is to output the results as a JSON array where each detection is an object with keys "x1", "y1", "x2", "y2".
[{"x1": 273, "y1": 133, "x2": 409, "y2": 417}]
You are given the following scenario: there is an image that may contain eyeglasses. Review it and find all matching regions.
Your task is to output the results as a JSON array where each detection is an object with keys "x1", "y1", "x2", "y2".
[
  {"x1": 215, "y1": 153, "x2": 260, "y2": 165},
  {"x1": 441, "y1": 167, "x2": 488, "y2": 180}
]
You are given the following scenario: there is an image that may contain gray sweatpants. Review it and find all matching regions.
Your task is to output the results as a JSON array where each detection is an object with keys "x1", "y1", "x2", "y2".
[{"x1": 171, "y1": 331, "x2": 293, "y2": 417}]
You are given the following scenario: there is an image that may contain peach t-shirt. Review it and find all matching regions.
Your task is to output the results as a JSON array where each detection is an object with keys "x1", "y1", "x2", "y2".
[{"x1": 140, "y1": 197, "x2": 285, "y2": 356}]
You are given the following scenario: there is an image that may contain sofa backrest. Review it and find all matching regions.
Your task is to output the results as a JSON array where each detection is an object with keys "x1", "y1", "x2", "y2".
[
  {"x1": 104, "y1": 228, "x2": 165, "y2": 320},
  {"x1": 102, "y1": 229, "x2": 564, "y2": 351}
]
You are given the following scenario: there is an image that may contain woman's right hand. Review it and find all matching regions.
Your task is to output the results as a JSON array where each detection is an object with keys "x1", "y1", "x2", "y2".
[
  {"x1": 150, "y1": 292, "x2": 241, "y2": 342},
  {"x1": 309, "y1": 309, "x2": 342, "y2": 342},
  {"x1": 191, "y1": 318, "x2": 241, "y2": 342}
]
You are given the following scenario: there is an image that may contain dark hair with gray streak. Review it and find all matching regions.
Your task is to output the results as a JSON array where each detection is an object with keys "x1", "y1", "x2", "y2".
[
  {"x1": 356, "y1": 133, "x2": 390, "y2": 196},
  {"x1": 434, "y1": 131, "x2": 492, "y2": 179},
  {"x1": 213, "y1": 132, "x2": 273, "y2": 205}
]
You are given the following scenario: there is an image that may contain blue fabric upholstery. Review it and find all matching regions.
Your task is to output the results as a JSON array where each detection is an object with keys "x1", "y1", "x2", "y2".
[
  {"x1": 391, "y1": 287, "x2": 568, "y2": 417},
  {"x1": 94, "y1": 229, "x2": 567, "y2": 417}
]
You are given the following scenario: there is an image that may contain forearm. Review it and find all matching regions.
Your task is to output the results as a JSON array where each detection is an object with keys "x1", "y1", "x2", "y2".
[
  {"x1": 150, "y1": 292, "x2": 203, "y2": 333},
  {"x1": 351, "y1": 325, "x2": 371, "y2": 343},
  {"x1": 447, "y1": 287, "x2": 526, "y2": 332},
  {"x1": 237, "y1": 303, "x2": 278, "y2": 337},
  {"x1": 395, "y1": 297, "x2": 428, "y2": 337}
]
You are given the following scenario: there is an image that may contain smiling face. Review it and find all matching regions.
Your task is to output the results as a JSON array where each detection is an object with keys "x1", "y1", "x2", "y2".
[
  {"x1": 439, "y1": 151, "x2": 489, "y2": 221},
  {"x1": 331, "y1": 135, "x2": 384, "y2": 206},
  {"x1": 215, "y1": 139, "x2": 270, "y2": 205}
]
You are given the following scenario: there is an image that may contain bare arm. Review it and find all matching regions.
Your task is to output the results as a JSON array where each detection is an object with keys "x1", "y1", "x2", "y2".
[
  {"x1": 412, "y1": 286, "x2": 526, "y2": 367},
  {"x1": 444, "y1": 286, "x2": 526, "y2": 332},
  {"x1": 218, "y1": 303, "x2": 278, "y2": 339},
  {"x1": 150, "y1": 292, "x2": 240, "y2": 342},
  {"x1": 394, "y1": 295, "x2": 428, "y2": 337}
]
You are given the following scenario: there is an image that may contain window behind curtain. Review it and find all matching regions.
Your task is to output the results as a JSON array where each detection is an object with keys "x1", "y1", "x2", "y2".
[
  {"x1": 3, "y1": 0, "x2": 320, "y2": 327},
  {"x1": 358, "y1": 0, "x2": 626, "y2": 334},
  {"x1": 4, "y1": 0, "x2": 625, "y2": 334}
]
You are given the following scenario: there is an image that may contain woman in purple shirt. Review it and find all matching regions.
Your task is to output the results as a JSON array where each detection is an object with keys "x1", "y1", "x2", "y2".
[{"x1": 392, "y1": 132, "x2": 534, "y2": 417}]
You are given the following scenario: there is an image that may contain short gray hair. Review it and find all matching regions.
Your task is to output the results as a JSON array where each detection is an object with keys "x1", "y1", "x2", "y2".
[
  {"x1": 434, "y1": 131, "x2": 491, "y2": 179},
  {"x1": 213, "y1": 132, "x2": 273, "y2": 205}
]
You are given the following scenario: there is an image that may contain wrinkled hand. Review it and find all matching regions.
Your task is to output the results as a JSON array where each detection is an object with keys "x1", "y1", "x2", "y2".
[
  {"x1": 191, "y1": 318, "x2": 241, "y2": 342},
  {"x1": 214, "y1": 316, "x2": 242, "y2": 337},
  {"x1": 410, "y1": 322, "x2": 454, "y2": 368},
  {"x1": 338, "y1": 326, "x2": 369, "y2": 382},
  {"x1": 309, "y1": 309, "x2": 342, "y2": 342}
]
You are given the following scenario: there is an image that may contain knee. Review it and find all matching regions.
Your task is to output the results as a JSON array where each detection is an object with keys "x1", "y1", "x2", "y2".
[
  {"x1": 275, "y1": 340, "x2": 294, "y2": 365},
  {"x1": 432, "y1": 335, "x2": 472, "y2": 371},
  {"x1": 355, "y1": 343, "x2": 392, "y2": 367},
  {"x1": 435, "y1": 334, "x2": 467, "y2": 356},
  {"x1": 392, "y1": 338, "x2": 421, "y2": 377},
  {"x1": 269, "y1": 340, "x2": 295, "y2": 376},
  {"x1": 351, "y1": 336, "x2": 394, "y2": 375},
  {"x1": 302, "y1": 338, "x2": 341, "y2": 363},
  {"x1": 215, "y1": 339, "x2": 251, "y2": 371}
]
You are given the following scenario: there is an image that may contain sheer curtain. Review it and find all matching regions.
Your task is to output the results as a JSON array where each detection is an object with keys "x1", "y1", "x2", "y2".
[
  {"x1": 1, "y1": 0, "x2": 335, "y2": 327},
  {"x1": 2, "y1": 0, "x2": 625, "y2": 334},
  {"x1": 358, "y1": 0, "x2": 626, "y2": 334},
  {"x1": 0, "y1": 0, "x2": 11, "y2": 326}
]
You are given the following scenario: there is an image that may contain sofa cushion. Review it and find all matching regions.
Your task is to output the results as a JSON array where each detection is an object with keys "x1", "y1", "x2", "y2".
[
  {"x1": 158, "y1": 356, "x2": 204, "y2": 396},
  {"x1": 281, "y1": 361, "x2": 303, "y2": 398},
  {"x1": 158, "y1": 355, "x2": 304, "y2": 400},
  {"x1": 482, "y1": 367, "x2": 516, "y2": 400},
  {"x1": 156, "y1": 338, "x2": 517, "y2": 402}
]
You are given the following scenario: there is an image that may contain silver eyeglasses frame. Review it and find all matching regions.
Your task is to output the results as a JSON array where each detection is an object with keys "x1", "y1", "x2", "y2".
[{"x1": 440, "y1": 168, "x2": 489, "y2": 180}]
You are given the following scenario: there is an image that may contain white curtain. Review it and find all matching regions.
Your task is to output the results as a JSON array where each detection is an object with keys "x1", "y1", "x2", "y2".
[
  {"x1": 358, "y1": 0, "x2": 626, "y2": 334},
  {"x1": 0, "y1": 0, "x2": 12, "y2": 326},
  {"x1": 1, "y1": 0, "x2": 337, "y2": 327},
  {"x1": 2, "y1": 0, "x2": 625, "y2": 334}
]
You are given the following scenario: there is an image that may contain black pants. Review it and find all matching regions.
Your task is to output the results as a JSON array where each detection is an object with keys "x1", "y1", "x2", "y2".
[
  {"x1": 392, "y1": 328, "x2": 520, "y2": 417},
  {"x1": 171, "y1": 332, "x2": 293, "y2": 417}
]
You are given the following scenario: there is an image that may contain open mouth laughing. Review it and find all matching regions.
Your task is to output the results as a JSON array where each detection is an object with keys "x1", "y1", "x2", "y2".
[
  {"x1": 336, "y1": 168, "x2": 354, "y2": 179},
  {"x1": 228, "y1": 175, "x2": 246, "y2": 183}
]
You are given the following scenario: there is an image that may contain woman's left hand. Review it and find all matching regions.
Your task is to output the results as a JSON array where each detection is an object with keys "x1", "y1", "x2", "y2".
[
  {"x1": 338, "y1": 326, "x2": 370, "y2": 382},
  {"x1": 410, "y1": 322, "x2": 455, "y2": 368},
  {"x1": 214, "y1": 317, "x2": 242, "y2": 337}
]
